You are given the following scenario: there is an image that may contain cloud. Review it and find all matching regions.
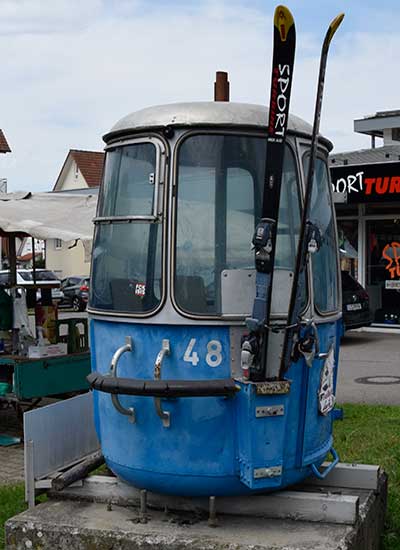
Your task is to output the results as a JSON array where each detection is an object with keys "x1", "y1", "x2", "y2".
[{"x1": 0, "y1": 1, "x2": 399, "y2": 191}]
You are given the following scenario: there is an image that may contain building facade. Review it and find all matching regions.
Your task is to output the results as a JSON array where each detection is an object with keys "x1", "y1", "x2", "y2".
[
  {"x1": 330, "y1": 111, "x2": 400, "y2": 328},
  {"x1": 46, "y1": 149, "x2": 102, "y2": 279}
]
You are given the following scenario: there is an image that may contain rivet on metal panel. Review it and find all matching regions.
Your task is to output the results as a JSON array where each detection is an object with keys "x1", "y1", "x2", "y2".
[
  {"x1": 253, "y1": 465, "x2": 283, "y2": 479},
  {"x1": 255, "y1": 380, "x2": 291, "y2": 395},
  {"x1": 255, "y1": 405, "x2": 285, "y2": 418}
]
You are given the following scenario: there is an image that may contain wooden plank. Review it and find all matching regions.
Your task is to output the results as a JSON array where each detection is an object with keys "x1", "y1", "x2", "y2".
[
  {"x1": 58, "y1": 475, "x2": 359, "y2": 525},
  {"x1": 306, "y1": 462, "x2": 380, "y2": 491},
  {"x1": 52, "y1": 451, "x2": 104, "y2": 491}
]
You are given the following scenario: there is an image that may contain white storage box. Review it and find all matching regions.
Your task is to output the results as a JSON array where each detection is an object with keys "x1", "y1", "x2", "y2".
[{"x1": 28, "y1": 343, "x2": 68, "y2": 359}]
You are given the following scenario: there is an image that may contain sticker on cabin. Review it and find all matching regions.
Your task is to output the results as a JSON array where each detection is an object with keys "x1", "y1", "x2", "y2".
[
  {"x1": 135, "y1": 283, "x2": 146, "y2": 297},
  {"x1": 318, "y1": 347, "x2": 336, "y2": 416}
]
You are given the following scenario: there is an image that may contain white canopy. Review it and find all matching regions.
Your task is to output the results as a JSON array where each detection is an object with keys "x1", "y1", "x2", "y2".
[{"x1": 0, "y1": 192, "x2": 97, "y2": 250}]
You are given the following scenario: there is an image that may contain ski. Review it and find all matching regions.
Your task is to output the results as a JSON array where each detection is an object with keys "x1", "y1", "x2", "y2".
[
  {"x1": 241, "y1": 5, "x2": 296, "y2": 382},
  {"x1": 279, "y1": 13, "x2": 344, "y2": 378}
]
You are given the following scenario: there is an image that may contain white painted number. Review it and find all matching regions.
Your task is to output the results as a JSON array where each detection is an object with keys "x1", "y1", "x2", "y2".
[
  {"x1": 183, "y1": 339, "x2": 223, "y2": 367},
  {"x1": 206, "y1": 340, "x2": 222, "y2": 368},
  {"x1": 183, "y1": 338, "x2": 199, "y2": 366}
]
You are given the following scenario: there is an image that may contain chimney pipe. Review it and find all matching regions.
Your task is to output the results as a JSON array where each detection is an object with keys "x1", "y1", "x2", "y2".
[{"x1": 214, "y1": 71, "x2": 230, "y2": 102}]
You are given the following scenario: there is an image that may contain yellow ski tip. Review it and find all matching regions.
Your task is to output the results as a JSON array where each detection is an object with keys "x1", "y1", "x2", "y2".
[
  {"x1": 327, "y1": 13, "x2": 345, "y2": 43},
  {"x1": 274, "y1": 5, "x2": 295, "y2": 42}
]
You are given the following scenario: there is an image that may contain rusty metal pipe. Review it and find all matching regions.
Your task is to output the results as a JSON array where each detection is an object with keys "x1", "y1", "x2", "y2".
[{"x1": 214, "y1": 71, "x2": 230, "y2": 102}]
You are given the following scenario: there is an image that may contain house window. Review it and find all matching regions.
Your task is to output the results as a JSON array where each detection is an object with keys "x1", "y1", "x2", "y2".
[{"x1": 55, "y1": 239, "x2": 62, "y2": 250}]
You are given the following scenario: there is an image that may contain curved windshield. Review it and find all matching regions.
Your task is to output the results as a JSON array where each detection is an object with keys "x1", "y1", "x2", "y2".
[
  {"x1": 174, "y1": 133, "x2": 302, "y2": 317},
  {"x1": 309, "y1": 157, "x2": 339, "y2": 313},
  {"x1": 90, "y1": 140, "x2": 163, "y2": 314}
]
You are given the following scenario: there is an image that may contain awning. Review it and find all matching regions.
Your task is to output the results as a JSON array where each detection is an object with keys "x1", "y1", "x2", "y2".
[{"x1": 0, "y1": 192, "x2": 97, "y2": 251}]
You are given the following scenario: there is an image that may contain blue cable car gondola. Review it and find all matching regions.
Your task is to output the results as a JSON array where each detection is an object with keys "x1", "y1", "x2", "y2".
[{"x1": 87, "y1": 100, "x2": 342, "y2": 497}]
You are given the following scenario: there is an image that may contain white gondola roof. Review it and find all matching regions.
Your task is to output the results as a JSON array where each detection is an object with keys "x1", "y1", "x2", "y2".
[{"x1": 104, "y1": 102, "x2": 332, "y2": 149}]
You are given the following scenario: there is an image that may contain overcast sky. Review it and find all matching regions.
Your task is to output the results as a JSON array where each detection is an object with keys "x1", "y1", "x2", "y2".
[{"x1": 0, "y1": 0, "x2": 399, "y2": 191}]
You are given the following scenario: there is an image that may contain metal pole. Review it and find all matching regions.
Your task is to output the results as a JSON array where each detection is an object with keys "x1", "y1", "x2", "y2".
[
  {"x1": 9, "y1": 235, "x2": 19, "y2": 353},
  {"x1": 9, "y1": 235, "x2": 16, "y2": 287},
  {"x1": 31, "y1": 237, "x2": 37, "y2": 287}
]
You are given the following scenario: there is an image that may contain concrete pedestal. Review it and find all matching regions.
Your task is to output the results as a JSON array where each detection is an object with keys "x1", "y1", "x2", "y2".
[{"x1": 5, "y1": 468, "x2": 387, "y2": 550}]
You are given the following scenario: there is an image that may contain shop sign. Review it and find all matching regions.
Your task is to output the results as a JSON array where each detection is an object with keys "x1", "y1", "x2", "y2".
[
  {"x1": 330, "y1": 161, "x2": 400, "y2": 204},
  {"x1": 383, "y1": 242, "x2": 400, "y2": 279}
]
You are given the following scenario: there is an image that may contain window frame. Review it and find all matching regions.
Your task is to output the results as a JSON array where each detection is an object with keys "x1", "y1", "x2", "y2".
[
  {"x1": 88, "y1": 133, "x2": 169, "y2": 318},
  {"x1": 171, "y1": 129, "x2": 305, "y2": 321}
]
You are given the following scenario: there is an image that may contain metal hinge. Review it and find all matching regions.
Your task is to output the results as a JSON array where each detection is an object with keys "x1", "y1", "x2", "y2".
[
  {"x1": 253, "y1": 465, "x2": 282, "y2": 479},
  {"x1": 255, "y1": 405, "x2": 284, "y2": 418}
]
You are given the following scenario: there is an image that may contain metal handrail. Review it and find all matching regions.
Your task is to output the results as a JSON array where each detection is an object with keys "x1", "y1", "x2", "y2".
[
  {"x1": 110, "y1": 336, "x2": 135, "y2": 423},
  {"x1": 153, "y1": 339, "x2": 171, "y2": 428}
]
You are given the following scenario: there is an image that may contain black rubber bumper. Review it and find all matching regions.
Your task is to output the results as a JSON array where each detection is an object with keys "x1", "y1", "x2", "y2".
[{"x1": 87, "y1": 372, "x2": 239, "y2": 398}]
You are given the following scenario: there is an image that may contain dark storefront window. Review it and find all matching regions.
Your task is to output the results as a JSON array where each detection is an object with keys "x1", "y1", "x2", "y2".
[
  {"x1": 366, "y1": 219, "x2": 400, "y2": 325},
  {"x1": 337, "y1": 219, "x2": 358, "y2": 278}
]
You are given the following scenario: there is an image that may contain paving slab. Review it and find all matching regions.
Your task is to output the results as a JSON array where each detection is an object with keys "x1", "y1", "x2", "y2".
[{"x1": 337, "y1": 330, "x2": 400, "y2": 405}]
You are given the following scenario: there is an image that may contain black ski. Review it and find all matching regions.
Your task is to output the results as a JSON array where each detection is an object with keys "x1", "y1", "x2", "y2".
[
  {"x1": 279, "y1": 13, "x2": 344, "y2": 378},
  {"x1": 241, "y1": 5, "x2": 296, "y2": 382}
]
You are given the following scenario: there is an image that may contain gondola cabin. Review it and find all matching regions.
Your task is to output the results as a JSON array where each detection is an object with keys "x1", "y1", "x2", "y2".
[{"x1": 88, "y1": 101, "x2": 341, "y2": 496}]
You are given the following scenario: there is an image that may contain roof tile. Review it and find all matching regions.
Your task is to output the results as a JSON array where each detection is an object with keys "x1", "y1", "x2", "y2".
[
  {"x1": 0, "y1": 130, "x2": 11, "y2": 153},
  {"x1": 70, "y1": 149, "x2": 104, "y2": 187}
]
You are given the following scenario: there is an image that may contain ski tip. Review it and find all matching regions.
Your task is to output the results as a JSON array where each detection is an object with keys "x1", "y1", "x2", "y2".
[
  {"x1": 327, "y1": 13, "x2": 344, "y2": 43},
  {"x1": 274, "y1": 5, "x2": 295, "y2": 42}
]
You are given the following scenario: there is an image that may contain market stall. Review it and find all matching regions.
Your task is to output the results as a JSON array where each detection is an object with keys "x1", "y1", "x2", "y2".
[{"x1": 0, "y1": 191, "x2": 97, "y2": 424}]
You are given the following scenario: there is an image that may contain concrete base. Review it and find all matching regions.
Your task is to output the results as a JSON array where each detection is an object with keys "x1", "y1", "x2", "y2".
[{"x1": 5, "y1": 471, "x2": 387, "y2": 550}]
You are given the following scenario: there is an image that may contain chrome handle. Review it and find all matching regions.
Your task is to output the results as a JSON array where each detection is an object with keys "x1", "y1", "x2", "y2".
[
  {"x1": 154, "y1": 339, "x2": 171, "y2": 428},
  {"x1": 110, "y1": 336, "x2": 135, "y2": 423},
  {"x1": 154, "y1": 339, "x2": 170, "y2": 379},
  {"x1": 110, "y1": 336, "x2": 132, "y2": 375}
]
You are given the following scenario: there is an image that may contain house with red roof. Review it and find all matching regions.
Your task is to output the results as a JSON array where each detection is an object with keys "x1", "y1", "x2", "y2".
[
  {"x1": 52, "y1": 149, "x2": 104, "y2": 192},
  {"x1": 46, "y1": 149, "x2": 104, "y2": 280}
]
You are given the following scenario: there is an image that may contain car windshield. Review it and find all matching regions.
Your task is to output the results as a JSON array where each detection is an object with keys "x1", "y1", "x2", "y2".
[
  {"x1": 19, "y1": 270, "x2": 59, "y2": 282},
  {"x1": 18, "y1": 272, "x2": 33, "y2": 281},
  {"x1": 35, "y1": 270, "x2": 59, "y2": 281},
  {"x1": 68, "y1": 277, "x2": 82, "y2": 285}
]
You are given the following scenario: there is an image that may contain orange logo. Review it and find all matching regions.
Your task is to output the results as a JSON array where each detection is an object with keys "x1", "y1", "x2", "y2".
[{"x1": 382, "y1": 242, "x2": 400, "y2": 279}]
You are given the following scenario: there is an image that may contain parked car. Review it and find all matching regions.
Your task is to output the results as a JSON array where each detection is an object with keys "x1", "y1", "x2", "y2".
[
  {"x1": 60, "y1": 276, "x2": 90, "y2": 311},
  {"x1": 0, "y1": 268, "x2": 63, "y2": 303},
  {"x1": 341, "y1": 270, "x2": 372, "y2": 332}
]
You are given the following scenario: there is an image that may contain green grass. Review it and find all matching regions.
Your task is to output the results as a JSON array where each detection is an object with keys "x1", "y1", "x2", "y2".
[
  {"x1": 334, "y1": 403, "x2": 400, "y2": 550},
  {"x1": 0, "y1": 404, "x2": 399, "y2": 549},
  {"x1": 0, "y1": 484, "x2": 25, "y2": 550}
]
